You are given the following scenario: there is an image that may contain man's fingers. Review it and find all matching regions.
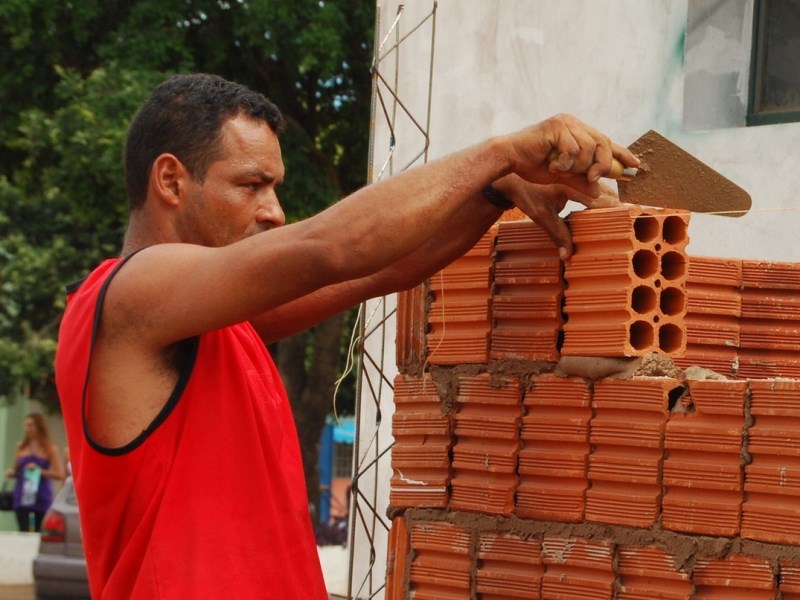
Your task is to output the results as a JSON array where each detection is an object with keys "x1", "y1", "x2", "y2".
[
  {"x1": 557, "y1": 176, "x2": 600, "y2": 199},
  {"x1": 531, "y1": 205, "x2": 573, "y2": 260},
  {"x1": 586, "y1": 142, "x2": 613, "y2": 183}
]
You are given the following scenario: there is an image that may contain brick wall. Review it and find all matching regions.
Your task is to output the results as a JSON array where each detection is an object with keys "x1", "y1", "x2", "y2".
[{"x1": 385, "y1": 206, "x2": 800, "y2": 599}]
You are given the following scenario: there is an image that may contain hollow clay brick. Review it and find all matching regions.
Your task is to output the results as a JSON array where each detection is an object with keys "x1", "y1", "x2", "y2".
[
  {"x1": 672, "y1": 255, "x2": 741, "y2": 377},
  {"x1": 738, "y1": 259, "x2": 800, "y2": 379},
  {"x1": 586, "y1": 378, "x2": 676, "y2": 527},
  {"x1": 516, "y1": 374, "x2": 591, "y2": 522},
  {"x1": 616, "y1": 545, "x2": 692, "y2": 599},
  {"x1": 562, "y1": 206, "x2": 689, "y2": 357},
  {"x1": 390, "y1": 374, "x2": 452, "y2": 509},
  {"x1": 541, "y1": 537, "x2": 615, "y2": 599},
  {"x1": 427, "y1": 227, "x2": 497, "y2": 365},
  {"x1": 779, "y1": 560, "x2": 800, "y2": 598},
  {"x1": 450, "y1": 374, "x2": 521, "y2": 515},
  {"x1": 742, "y1": 259, "x2": 800, "y2": 290},
  {"x1": 476, "y1": 532, "x2": 543, "y2": 600},
  {"x1": 738, "y1": 348, "x2": 800, "y2": 380},
  {"x1": 662, "y1": 380, "x2": 746, "y2": 536},
  {"x1": 409, "y1": 521, "x2": 472, "y2": 599},
  {"x1": 385, "y1": 516, "x2": 411, "y2": 600},
  {"x1": 491, "y1": 220, "x2": 564, "y2": 361},
  {"x1": 692, "y1": 554, "x2": 776, "y2": 597},
  {"x1": 395, "y1": 284, "x2": 427, "y2": 370},
  {"x1": 742, "y1": 380, "x2": 800, "y2": 544}
]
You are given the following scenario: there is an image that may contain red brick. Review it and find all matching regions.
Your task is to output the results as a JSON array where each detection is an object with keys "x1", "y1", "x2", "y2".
[
  {"x1": 741, "y1": 259, "x2": 800, "y2": 290},
  {"x1": 450, "y1": 374, "x2": 521, "y2": 515},
  {"x1": 491, "y1": 220, "x2": 564, "y2": 361},
  {"x1": 673, "y1": 255, "x2": 741, "y2": 377},
  {"x1": 738, "y1": 260, "x2": 800, "y2": 379},
  {"x1": 409, "y1": 521, "x2": 472, "y2": 599},
  {"x1": 617, "y1": 546, "x2": 692, "y2": 599},
  {"x1": 586, "y1": 378, "x2": 675, "y2": 527},
  {"x1": 395, "y1": 284, "x2": 427, "y2": 370},
  {"x1": 738, "y1": 349, "x2": 800, "y2": 380},
  {"x1": 779, "y1": 560, "x2": 800, "y2": 599},
  {"x1": 390, "y1": 374, "x2": 452, "y2": 509},
  {"x1": 385, "y1": 516, "x2": 411, "y2": 600},
  {"x1": 563, "y1": 206, "x2": 689, "y2": 357},
  {"x1": 476, "y1": 532, "x2": 543, "y2": 599},
  {"x1": 541, "y1": 537, "x2": 615, "y2": 599},
  {"x1": 692, "y1": 554, "x2": 776, "y2": 598},
  {"x1": 742, "y1": 380, "x2": 800, "y2": 544},
  {"x1": 662, "y1": 380, "x2": 746, "y2": 536},
  {"x1": 427, "y1": 228, "x2": 496, "y2": 365},
  {"x1": 516, "y1": 375, "x2": 591, "y2": 522}
]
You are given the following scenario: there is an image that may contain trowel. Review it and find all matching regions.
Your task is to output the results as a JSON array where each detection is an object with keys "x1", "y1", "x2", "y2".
[{"x1": 608, "y1": 130, "x2": 751, "y2": 217}]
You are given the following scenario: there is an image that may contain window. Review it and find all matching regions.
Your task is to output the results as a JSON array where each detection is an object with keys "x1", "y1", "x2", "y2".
[
  {"x1": 684, "y1": 0, "x2": 800, "y2": 130},
  {"x1": 333, "y1": 442, "x2": 353, "y2": 478},
  {"x1": 748, "y1": 0, "x2": 800, "y2": 125}
]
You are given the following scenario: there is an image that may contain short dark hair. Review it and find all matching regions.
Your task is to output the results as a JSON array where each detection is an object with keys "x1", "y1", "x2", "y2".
[{"x1": 124, "y1": 73, "x2": 285, "y2": 210}]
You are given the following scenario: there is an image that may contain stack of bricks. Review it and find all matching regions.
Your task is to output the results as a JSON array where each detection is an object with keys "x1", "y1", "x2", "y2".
[{"x1": 387, "y1": 204, "x2": 800, "y2": 599}]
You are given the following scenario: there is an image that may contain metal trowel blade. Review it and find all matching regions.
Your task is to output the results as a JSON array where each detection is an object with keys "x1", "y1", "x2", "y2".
[{"x1": 617, "y1": 130, "x2": 751, "y2": 217}]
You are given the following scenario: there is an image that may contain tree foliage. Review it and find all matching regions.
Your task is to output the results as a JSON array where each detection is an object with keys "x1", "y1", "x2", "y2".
[{"x1": 1, "y1": 0, "x2": 374, "y2": 515}]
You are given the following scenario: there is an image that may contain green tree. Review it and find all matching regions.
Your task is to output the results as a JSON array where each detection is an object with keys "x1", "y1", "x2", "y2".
[{"x1": 0, "y1": 0, "x2": 374, "y2": 520}]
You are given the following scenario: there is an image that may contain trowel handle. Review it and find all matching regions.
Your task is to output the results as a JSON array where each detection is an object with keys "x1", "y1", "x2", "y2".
[
  {"x1": 609, "y1": 158, "x2": 638, "y2": 181},
  {"x1": 547, "y1": 149, "x2": 638, "y2": 181}
]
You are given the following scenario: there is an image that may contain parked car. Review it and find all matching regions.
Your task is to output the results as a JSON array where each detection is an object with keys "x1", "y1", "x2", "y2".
[{"x1": 33, "y1": 476, "x2": 90, "y2": 599}]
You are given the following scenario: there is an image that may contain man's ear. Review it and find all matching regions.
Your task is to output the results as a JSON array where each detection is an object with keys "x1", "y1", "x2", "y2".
[{"x1": 151, "y1": 153, "x2": 189, "y2": 207}]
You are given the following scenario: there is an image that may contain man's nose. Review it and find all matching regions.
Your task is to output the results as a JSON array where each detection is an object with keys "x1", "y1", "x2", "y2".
[{"x1": 255, "y1": 196, "x2": 285, "y2": 228}]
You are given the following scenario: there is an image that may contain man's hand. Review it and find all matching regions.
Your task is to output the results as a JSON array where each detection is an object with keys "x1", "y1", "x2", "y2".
[
  {"x1": 493, "y1": 176, "x2": 622, "y2": 259},
  {"x1": 501, "y1": 114, "x2": 639, "y2": 198}
]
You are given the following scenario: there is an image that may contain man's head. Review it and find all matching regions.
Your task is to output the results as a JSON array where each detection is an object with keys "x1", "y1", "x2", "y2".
[{"x1": 124, "y1": 73, "x2": 285, "y2": 210}]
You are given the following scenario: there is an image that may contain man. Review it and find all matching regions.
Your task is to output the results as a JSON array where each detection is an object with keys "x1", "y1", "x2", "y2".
[{"x1": 55, "y1": 73, "x2": 638, "y2": 599}]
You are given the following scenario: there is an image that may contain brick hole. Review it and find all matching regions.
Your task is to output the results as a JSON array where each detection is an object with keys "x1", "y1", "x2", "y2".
[
  {"x1": 658, "y1": 322, "x2": 683, "y2": 353},
  {"x1": 557, "y1": 292, "x2": 567, "y2": 351},
  {"x1": 629, "y1": 320, "x2": 654, "y2": 350},
  {"x1": 634, "y1": 214, "x2": 660, "y2": 243},
  {"x1": 659, "y1": 287, "x2": 685, "y2": 316},
  {"x1": 667, "y1": 384, "x2": 690, "y2": 412},
  {"x1": 633, "y1": 249, "x2": 658, "y2": 278},
  {"x1": 654, "y1": 242, "x2": 662, "y2": 252},
  {"x1": 631, "y1": 285, "x2": 657, "y2": 314},
  {"x1": 660, "y1": 251, "x2": 686, "y2": 281},
  {"x1": 662, "y1": 215, "x2": 688, "y2": 245},
  {"x1": 654, "y1": 278, "x2": 662, "y2": 288}
]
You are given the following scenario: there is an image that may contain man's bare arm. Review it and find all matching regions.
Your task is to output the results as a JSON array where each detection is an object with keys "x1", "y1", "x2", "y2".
[
  {"x1": 251, "y1": 188, "x2": 502, "y2": 343},
  {"x1": 251, "y1": 176, "x2": 623, "y2": 344}
]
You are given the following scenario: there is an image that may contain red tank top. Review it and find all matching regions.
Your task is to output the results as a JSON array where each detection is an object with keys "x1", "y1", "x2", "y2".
[{"x1": 55, "y1": 257, "x2": 327, "y2": 599}]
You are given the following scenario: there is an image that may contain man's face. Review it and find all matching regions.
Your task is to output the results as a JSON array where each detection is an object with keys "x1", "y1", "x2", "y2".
[{"x1": 177, "y1": 115, "x2": 286, "y2": 247}]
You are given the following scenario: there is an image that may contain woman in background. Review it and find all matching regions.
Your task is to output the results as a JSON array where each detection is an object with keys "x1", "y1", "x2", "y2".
[{"x1": 3, "y1": 413, "x2": 65, "y2": 532}]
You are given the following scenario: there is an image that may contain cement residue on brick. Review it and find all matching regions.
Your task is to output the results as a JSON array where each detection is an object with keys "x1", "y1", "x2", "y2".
[{"x1": 397, "y1": 508, "x2": 800, "y2": 579}]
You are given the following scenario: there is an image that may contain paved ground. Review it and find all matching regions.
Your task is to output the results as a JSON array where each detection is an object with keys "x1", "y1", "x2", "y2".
[{"x1": 0, "y1": 585, "x2": 33, "y2": 600}]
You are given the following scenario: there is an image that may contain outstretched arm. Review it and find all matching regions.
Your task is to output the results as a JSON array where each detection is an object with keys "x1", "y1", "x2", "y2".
[
  {"x1": 251, "y1": 187, "x2": 502, "y2": 343},
  {"x1": 252, "y1": 175, "x2": 624, "y2": 344}
]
